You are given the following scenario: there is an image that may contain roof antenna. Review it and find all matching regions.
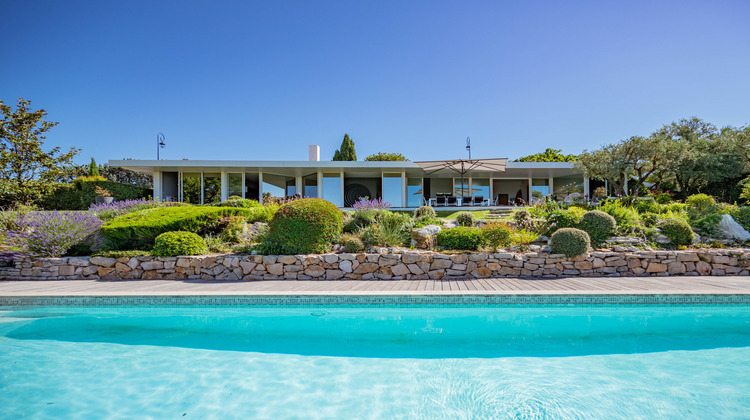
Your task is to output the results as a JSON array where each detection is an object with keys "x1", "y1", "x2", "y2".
[{"x1": 466, "y1": 137, "x2": 471, "y2": 159}]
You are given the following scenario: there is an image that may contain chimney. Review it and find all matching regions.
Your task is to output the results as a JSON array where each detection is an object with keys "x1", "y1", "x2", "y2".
[{"x1": 309, "y1": 145, "x2": 320, "y2": 161}]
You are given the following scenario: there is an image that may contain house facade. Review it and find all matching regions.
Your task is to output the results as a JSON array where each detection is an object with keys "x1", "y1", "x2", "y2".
[{"x1": 109, "y1": 155, "x2": 593, "y2": 208}]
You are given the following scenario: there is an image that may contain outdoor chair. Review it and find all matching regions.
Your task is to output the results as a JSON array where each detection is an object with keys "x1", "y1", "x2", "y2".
[
  {"x1": 436, "y1": 196, "x2": 446, "y2": 207},
  {"x1": 474, "y1": 196, "x2": 484, "y2": 206},
  {"x1": 447, "y1": 196, "x2": 458, "y2": 206},
  {"x1": 462, "y1": 196, "x2": 472, "y2": 206}
]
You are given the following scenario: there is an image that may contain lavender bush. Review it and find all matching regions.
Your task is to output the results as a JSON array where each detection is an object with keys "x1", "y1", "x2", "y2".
[
  {"x1": 8, "y1": 211, "x2": 103, "y2": 258},
  {"x1": 352, "y1": 197, "x2": 391, "y2": 213}
]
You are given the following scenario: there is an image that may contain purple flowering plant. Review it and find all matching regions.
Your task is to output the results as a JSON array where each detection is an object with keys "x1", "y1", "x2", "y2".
[
  {"x1": 352, "y1": 197, "x2": 391, "y2": 214},
  {"x1": 8, "y1": 211, "x2": 102, "y2": 258}
]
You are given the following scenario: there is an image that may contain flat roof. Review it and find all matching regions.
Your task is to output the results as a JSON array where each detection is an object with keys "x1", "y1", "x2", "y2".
[{"x1": 108, "y1": 159, "x2": 581, "y2": 178}]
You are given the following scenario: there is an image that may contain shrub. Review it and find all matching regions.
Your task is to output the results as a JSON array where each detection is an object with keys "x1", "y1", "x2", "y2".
[
  {"x1": 413, "y1": 205, "x2": 437, "y2": 219},
  {"x1": 510, "y1": 229, "x2": 539, "y2": 245},
  {"x1": 360, "y1": 211, "x2": 413, "y2": 247},
  {"x1": 239, "y1": 222, "x2": 269, "y2": 244},
  {"x1": 732, "y1": 207, "x2": 750, "y2": 232},
  {"x1": 203, "y1": 235, "x2": 232, "y2": 253},
  {"x1": 481, "y1": 222, "x2": 513, "y2": 249},
  {"x1": 685, "y1": 194, "x2": 716, "y2": 214},
  {"x1": 352, "y1": 197, "x2": 391, "y2": 213},
  {"x1": 657, "y1": 218, "x2": 695, "y2": 246},
  {"x1": 152, "y1": 231, "x2": 207, "y2": 257},
  {"x1": 455, "y1": 212, "x2": 476, "y2": 227},
  {"x1": 212, "y1": 197, "x2": 262, "y2": 208},
  {"x1": 577, "y1": 210, "x2": 616, "y2": 243},
  {"x1": 246, "y1": 204, "x2": 279, "y2": 224},
  {"x1": 7, "y1": 211, "x2": 103, "y2": 258},
  {"x1": 632, "y1": 198, "x2": 661, "y2": 214},
  {"x1": 101, "y1": 206, "x2": 256, "y2": 249},
  {"x1": 543, "y1": 209, "x2": 581, "y2": 235},
  {"x1": 437, "y1": 227, "x2": 486, "y2": 250},
  {"x1": 342, "y1": 235, "x2": 365, "y2": 253},
  {"x1": 598, "y1": 200, "x2": 640, "y2": 229},
  {"x1": 43, "y1": 180, "x2": 152, "y2": 210},
  {"x1": 92, "y1": 250, "x2": 150, "y2": 258},
  {"x1": 217, "y1": 216, "x2": 247, "y2": 243},
  {"x1": 88, "y1": 199, "x2": 183, "y2": 220},
  {"x1": 414, "y1": 216, "x2": 441, "y2": 228},
  {"x1": 261, "y1": 198, "x2": 343, "y2": 254},
  {"x1": 550, "y1": 228, "x2": 590, "y2": 257}
]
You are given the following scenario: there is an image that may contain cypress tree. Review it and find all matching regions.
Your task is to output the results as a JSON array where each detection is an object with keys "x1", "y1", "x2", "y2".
[
  {"x1": 89, "y1": 157, "x2": 99, "y2": 176},
  {"x1": 332, "y1": 133, "x2": 357, "y2": 161}
]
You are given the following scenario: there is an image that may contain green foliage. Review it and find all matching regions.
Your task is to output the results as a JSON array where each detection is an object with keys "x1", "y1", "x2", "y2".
[
  {"x1": 543, "y1": 209, "x2": 582, "y2": 235},
  {"x1": 360, "y1": 211, "x2": 413, "y2": 247},
  {"x1": 657, "y1": 218, "x2": 695, "y2": 246},
  {"x1": 102, "y1": 206, "x2": 255, "y2": 249},
  {"x1": 246, "y1": 204, "x2": 279, "y2": 224},
  {"x1": 332, "y1": 133, "x2": 357, "y2": 161},
  {"x1": 203, "y1": 234, "x2": 232, "y2": 253},
  {"x1": 92, "y1": 250, "x2": 150, "y2": 258},
  {"x1": 56, "y1": 162, "x2": 153, "y2": 187},
  {"x1": 515, "y1": 148, "x2": 577, "y2": 162},
  {"x1": 685, "y1": 193, "x2": 716, "y2": 214},
  {"x1": 598, "y1": 200, "x2": 640, "y2": 229},
  {"x1": 631, "y1": 198, "x2": 661, "y2": 214},
  {"x1": 550, "y1": 228, "x2": 591, "y2": 257},
  {"x1": 262, "y1": 198, "x2": 343, "y2": 254},
  {"x1": 42, "y1": 180, "x2": 152, "y2": 210},
  {"x1": 0, "y1": 98, "x2": 80, "y2": 205},
  {"x1": 364, "y1": 152, "x2": 409, "y2": 161},
  {"x1": 212, "y1": 197, "x2": 262, "y2": 208},
  {"x1": 437, "y1": 227, "x2": 486, "y2": 250},
  {"x1": 731, "y1": 207, "x2": 750, "y2": 232},
  {"x1": 413, "y1": 205, "x2": 437, "y2": 219},
  {"x1": 414, "y1": 216, "x2": 441, "y2": 228},
  {"x1": 152, "y1": 231, "x2": 207, "y2": 257},
  {"x1": 88, "y1": 158, "x2": 99, "y2": 176},
  {"x1": 0, "y1": 180, "x2": 68, "y2": 208},
  {"x1": 342, "y1": 235, "x2": 365, "y2": 253},
  {"x1": 455, "y1": 211, "x2": 476, "y2": 227},
  {"x1": 510, "y1": 229, "x2": 539, "y2": 245},
  {"x1": 481, "y1": 222, "x2": 513, "y2": 249},
  {"x1": 577, "y1": 210, "x2": 616, "y2": 243}
]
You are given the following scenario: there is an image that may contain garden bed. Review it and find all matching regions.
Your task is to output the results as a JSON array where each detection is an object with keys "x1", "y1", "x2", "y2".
[{"x1": 2, "y1": 248, "x2": 749, "y2": 281}]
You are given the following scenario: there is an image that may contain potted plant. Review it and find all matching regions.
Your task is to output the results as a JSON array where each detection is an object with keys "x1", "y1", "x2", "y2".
[{"x1": 95, "y1": 186, "x2": 114, "y2": 204}]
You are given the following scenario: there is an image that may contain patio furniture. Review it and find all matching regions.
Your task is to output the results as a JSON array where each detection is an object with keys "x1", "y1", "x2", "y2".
[
  {"x1": 474, "y1": 196, "x2": 484, "y2": 206},
  {"x1": 436, "y1": 196, "x2": 446, "y2": 207},
  {"x1": 462, "y1": 196, "x2": 473, "y2": 206},
  {"x1": 446, "y1": 196, "x2": 458, "y2": 206}
]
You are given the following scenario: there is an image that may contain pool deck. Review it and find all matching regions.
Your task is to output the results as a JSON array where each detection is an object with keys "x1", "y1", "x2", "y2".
[{"x1": 1, "y1": 276, "x2": 750, "y2": 296}]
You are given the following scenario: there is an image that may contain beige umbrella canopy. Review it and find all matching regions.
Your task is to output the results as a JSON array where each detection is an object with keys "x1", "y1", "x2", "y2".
[{"x1": 415, "y1": 158, "x2": 508, "y2": 196}]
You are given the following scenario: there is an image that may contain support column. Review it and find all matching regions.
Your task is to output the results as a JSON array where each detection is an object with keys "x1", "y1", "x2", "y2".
[
  {"x1": 220, "y1": 172, "x2": 228, "y2": 202},
  {"x1": 401, "y1": 170, "x2": 407, "y2": 208},
  {"x1": 528, "y1": 177, "x2": 533, "y2": 204},
  {"x1": 340, "y1": 170, "x2": 345, "y2": 208},
  {"x1": 258, "y1": 171, "x2": 264, "y2": 204},
  {"x1": 549, "y1": 176, "x2": 554, "y2": 201},
  {"x1": 317, "y1": 171, "x2": 323, "y2": 198},
  {"x1": 295, "y1": 176, "x2": 302, "y2": 196},
  {"x1": 623, "y1": 174, "x2": 629, "y2": 196},
  {"x1": 583, "y1": 176, "x2": 590, "y2": 200},
  {"x1": 153, "y1": 171, "x2": 162, "y2": 201},
  {"x1": 200, "y1": 172, "x2": 204, "y2": 205}
]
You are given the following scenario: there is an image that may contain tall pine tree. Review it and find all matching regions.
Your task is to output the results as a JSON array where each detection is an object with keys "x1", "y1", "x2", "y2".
[
  {"x1": 332, "y1": 134, "x2": 357, "y2": 161},
  {"x1": 89, "y1": 157, "x2": 99, "y2": 176}
]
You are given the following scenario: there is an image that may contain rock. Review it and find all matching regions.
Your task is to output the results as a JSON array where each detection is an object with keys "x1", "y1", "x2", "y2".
[
  {"x1": 646, "y1": 262, "x2": 667, "y2": 273},
  {"x1": 391, "y1": 263, "x2": 410, "y2": 276},
  {"x1": 59, "y1": 265, "x2": 75, "y2": 276},
  {"x1": 278, "y1": 256, "x2": 298, "y2": 265},
  {"x1": 339, "y1": 260, "x2": 353, "y2": 273},
  {"x1": 653, "y1": 234, "x2": 671, "y2": 244},
  {"x1": 533, "y1": 235, "x2": 550, "y2": 244},
  {"x1": 717, "y1": 214, "x2": 750, "y2": 241},
  {"x1": 354, "y1": 262, "x2": 379, "y2": 274},
  {"x1": 473, "y1": 267, "x2": 492, "y2": 277},
  {"x1": 411, "y1": 225, "x2": 442, "y2": 249},
  {"x1": 304, "y1": 265, "x2": 326, "y2": 277},
  {"x1": 266, "y1": 263, "x2": 284, "y2": 275},
  {"x1": 442, "y1": 220, "x2": 459, "y2": 229},
  {"x1": 605, "y1": 237, "x2": 645, "y2": 245},
  {"x1": 89, "y1": 256, "x2": 117, "y2": 267}
]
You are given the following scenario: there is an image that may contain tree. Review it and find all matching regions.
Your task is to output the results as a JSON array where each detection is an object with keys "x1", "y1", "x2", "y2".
[
  {"x1": 332, "y1": 134, "x2": 357, "y2": 161},
  {"x1": 515, "y1": 148, "x2": 577, "y2": 162},
  {"x1": 56, "y1": 162, "x2": 153, "y2": 187},
  {"x1": 0, "y1": 98, "x2": 80, "y2": 204},
  {"x1": 88, "y1": 157, "x2": 99, "y2": 176},
  {"x1": 364, "y1": 152, "x2": 409, "y2": 161},
  {"x1": 576, "y1": 135, "x2": 673, "y2": 198}
]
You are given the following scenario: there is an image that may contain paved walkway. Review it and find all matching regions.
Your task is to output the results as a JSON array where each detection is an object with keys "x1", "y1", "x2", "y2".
[{"x1": 1, "y1": 276, "x2": 750, "y2": 296}]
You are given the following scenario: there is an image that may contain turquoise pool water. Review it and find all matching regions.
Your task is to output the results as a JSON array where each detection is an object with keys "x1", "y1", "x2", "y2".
[{"x1": 1, "y1": 304, "x2": 749, "y2": 419}]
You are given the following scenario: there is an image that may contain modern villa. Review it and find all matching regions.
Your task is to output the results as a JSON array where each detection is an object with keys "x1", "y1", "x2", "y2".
[{"x1": 110, "y1": 146, "x2": 598, "y2": 208}]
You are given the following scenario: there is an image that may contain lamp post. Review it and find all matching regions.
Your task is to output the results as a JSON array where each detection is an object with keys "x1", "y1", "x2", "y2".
[
  {"x1": 466, "y1": 137, "x2": 471, "y2": 159},
  {"x1": 157, "y1": 133, "x2": 165, "y2": 160}
]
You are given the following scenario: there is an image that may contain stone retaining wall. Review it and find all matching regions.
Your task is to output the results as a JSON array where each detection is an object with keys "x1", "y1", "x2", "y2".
[{"x1": 1, "y1": 249, "x2": 749, "y2": 281}]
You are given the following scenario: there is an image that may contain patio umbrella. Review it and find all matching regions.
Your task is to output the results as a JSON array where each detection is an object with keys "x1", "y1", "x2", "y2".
[{"x1": 415, "y1": 158, "x2": 508, "y2": 197}]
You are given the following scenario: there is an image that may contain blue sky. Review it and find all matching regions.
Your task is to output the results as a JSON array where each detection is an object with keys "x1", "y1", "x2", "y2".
[{"x1": 2, "y1": 0, "x2": 749, "y2": 165}]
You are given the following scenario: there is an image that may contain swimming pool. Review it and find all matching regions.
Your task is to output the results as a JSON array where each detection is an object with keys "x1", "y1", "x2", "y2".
[{"x1": 1, "y1": 298, "x2": 749, "y2": 418}]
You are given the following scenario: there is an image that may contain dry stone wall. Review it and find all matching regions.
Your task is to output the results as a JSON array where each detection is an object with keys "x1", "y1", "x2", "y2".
[{"x1": 1, "y1": 249, "x2": 749, "y2": 281}]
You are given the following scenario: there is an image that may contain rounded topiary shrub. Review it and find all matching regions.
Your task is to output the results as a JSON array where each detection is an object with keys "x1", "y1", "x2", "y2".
[
  {"x1": 455, "y1": 212, "x2": 476, "y2": 227},
  {"x1": 577, "y1": 210, "x2": 616, "y2": 243},
  {"x1": 344, "y1": 236, "x2": 365, "y2": 253},
  {"x1": 413, "y1": 205, "x2": 437, "y2": 219},
  {"x1": 550, "y1": 228, "x2": 591, "y2": 257},
  {"x1": 152, "y1": 231, "x2": 207, "y2": 257},
  {"x1": 657, "y1": 217, "x2": 695, "y2": 246},
  {"x1": 263, "y1": 198, "x2": 343, "y2": 254}
]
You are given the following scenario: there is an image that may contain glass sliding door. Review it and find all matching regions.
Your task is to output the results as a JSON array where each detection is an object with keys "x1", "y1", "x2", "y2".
[
  {"x1": 382, "y1": 173, "x2": 403, "y2": 207},
  {"x1": 182, "y1": 173, "x2": 201, "y2": 204},
  {"x1": 531, "y1": 179, "x2": 550, "y2": 203},
  {"x1": 454, "y1": 178, "x2": 469, "y2": 197},
  {"x1": 471, "y1": 178, "x2": 490, "y2": 202},
  {"x1": 228, "y1": 173, "x2": 243, "y2": 198},
  {"x1": 203, "y1": 173, "x2": 221, "y2": 204},
  {"x1": 303, "y1": 175, "x2": 318, "y2": 198},
  {"x1": 407, "y1": 178, "x2": 423, "y2": 207},
  {"x1": 322, "y1": 173, "x2": 342, "y2": 206}
]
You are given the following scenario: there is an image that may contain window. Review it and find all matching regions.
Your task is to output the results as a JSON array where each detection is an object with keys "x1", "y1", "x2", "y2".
[
  {"x1": 182, "y1": 173, "x2": 201, "y2": 204},
  {"x1": 531, "y1": 179, "x2": 550, "y2": 202},
  {"x1": 322, "y1": 173, "x2": 342, "y2": 206},
  {"x1": 471, "y1": 178, "x2": 490, "y2": 198},
  {"x1": 407, "y1": 178, "x2": 423, "y2": 207},
  {"x1": 382, "y1": 173, "x2": 403, "y2": 207},
  {"x1": 303, "y1": 175, "x2": 317, "y2": 198},
  {"x1": 203, "y1": 173, "x2": 221, "y2": 204},
  {"x1": 228, "y1": 173, "x2": 243, "y2": 198}
]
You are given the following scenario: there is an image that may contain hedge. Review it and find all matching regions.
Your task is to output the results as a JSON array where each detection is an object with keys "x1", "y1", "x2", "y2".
[
  {"x1": 152, "y1": 231, "x2": 207, "y2": 257},
  {"x1": 437, "y1": 227, "x2": 486, "y2": 250},
  {"x1": 101, "y1": 206, "x2": 256, "y2": 249},
  {"x1": 261, "y1": 198, "x2": 343, "y2": 254},
  {"x1": 43, "y1": 180, "x2": 152, "y2": 210},
  {"x1": 550, "y1": 228, "x2": 590, "y2": 257}
]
